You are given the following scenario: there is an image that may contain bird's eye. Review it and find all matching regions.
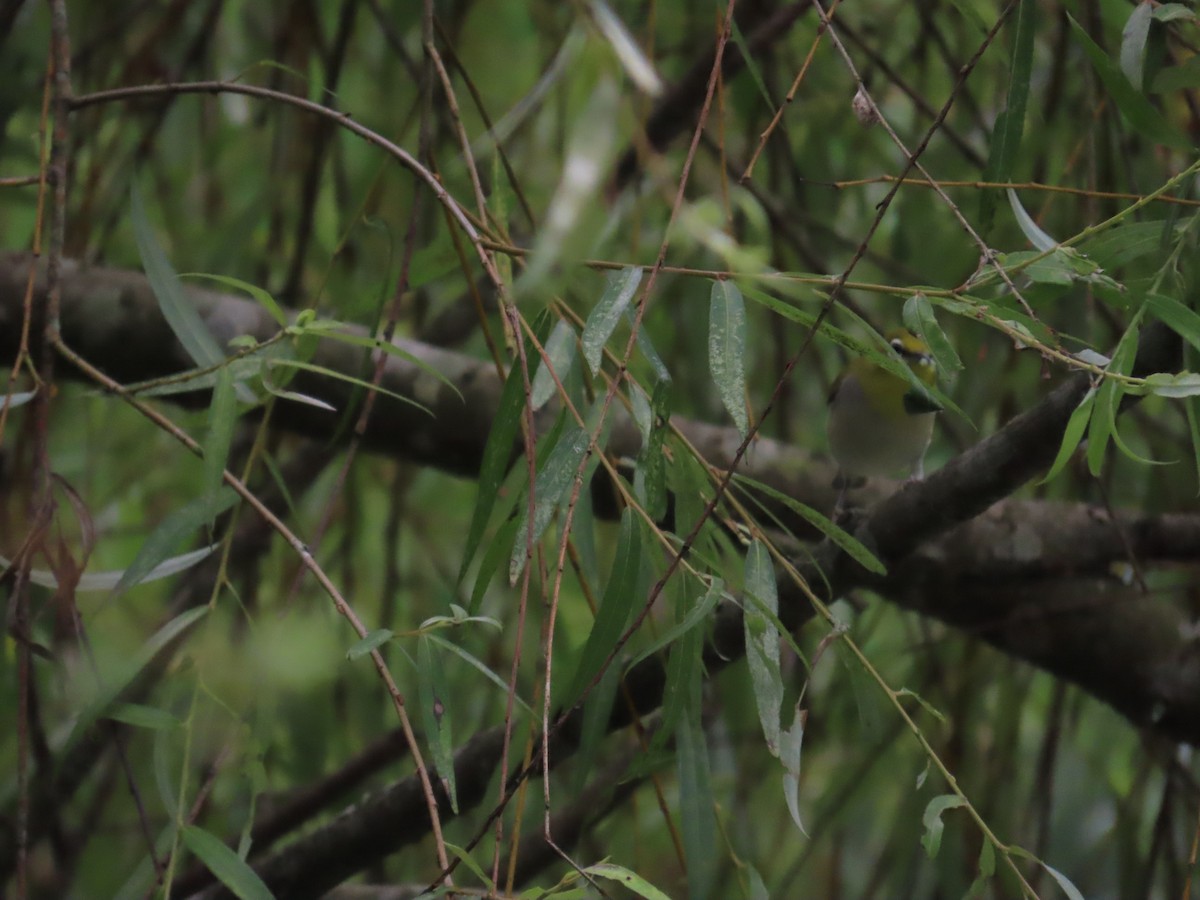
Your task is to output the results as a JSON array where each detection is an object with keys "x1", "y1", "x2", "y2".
[{"x1": 890, "y1": 339, "x2": 904, "y2": 352}]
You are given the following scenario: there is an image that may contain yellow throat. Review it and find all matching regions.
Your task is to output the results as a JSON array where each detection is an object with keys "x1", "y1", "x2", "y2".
[
  {"x1": 851, "y1": 329, "x2": 938, "y2": 419},
  {"x1": 827, "y1": 329, "x2": 939, "y2": 481}
]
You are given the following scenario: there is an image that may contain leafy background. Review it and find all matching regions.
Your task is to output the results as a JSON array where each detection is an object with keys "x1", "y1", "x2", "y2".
[{"x1": 2, "y1": 0, "x2": 1200, "y2": 898}]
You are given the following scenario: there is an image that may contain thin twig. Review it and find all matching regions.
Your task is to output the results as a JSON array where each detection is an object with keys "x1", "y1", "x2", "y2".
[
  {"x1": 827, "y1": 175, "x2": 1200, "y2": 207},
  {"x1": 741, "y1": 0, "x2": 843, "y2": 180},
  {"x1": 811, "y1": 0, "x2": 1039, "y2": 319}
]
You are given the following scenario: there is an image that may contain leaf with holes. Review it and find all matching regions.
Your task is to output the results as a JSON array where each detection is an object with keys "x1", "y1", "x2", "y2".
[{"x1": 921, "y1": 794, "x2": 967, "y2": 858}]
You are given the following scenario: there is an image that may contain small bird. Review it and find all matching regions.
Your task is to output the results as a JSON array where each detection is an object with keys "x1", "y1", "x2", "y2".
[{"x1": 827, "y1": 328, "x2": 940, "y2": 490}]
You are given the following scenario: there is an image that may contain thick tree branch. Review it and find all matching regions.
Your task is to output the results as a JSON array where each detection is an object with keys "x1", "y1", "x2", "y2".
[{"x1": 1, "y1": 252, "x2": 1194, "y2": 575}]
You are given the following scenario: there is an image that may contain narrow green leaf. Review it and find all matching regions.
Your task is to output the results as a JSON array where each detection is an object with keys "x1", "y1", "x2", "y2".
[
  {"x1": 267, "y1": 358, "x2": 431, "y2": 415},
  {"x1": 204, "y1": 365, "x2": 238, "y2": 510},
  {"x1": 471, "y1": 517, "x2": 520, "y2": 612},
  {"x1": 978, "y1": 839, "x2": 996, "y2": 877},
  {"x1": 631, "y1": 308, "x2": 672, "y2": 382},
  {"x1": 444, "y1": 842, "x2": 495, "y2": 891},
  {"x1": 743, "y1": 287, "x2": 967, "y2": 421},
  {"x1": 112, "y1": 490, "x2": 238, "y2": 599},
  {"x1": 677, "y1": 702, "x2": 717, "y2": 900},
  {"x1": 1142, "y1": 371, "x2": 1200, "y2": 398},
  {"x1": 260, "y1": 382, "x2": 335, "y2": 412},
  {"x1": 130, "y1": 182, "x2": 225, "y2": 370},
  {"x1": 897, "y1": 687, "x2": 949, "y2": 723},
  {"x1": 575, "y1": 663, "x2": 620, "y2": 791},
  {"x1": 530, "y1": 320, "x2": 577, "y2": 410},
  {"x1": 588, "y1": 0, "x2": 663, "y2": 96},
  {"x1": 153, "y1": 725, "x2": 179, "y2": 818},
  {"x1": 1146, "y1": 292, "x2": 1200, "y2": 354},
  {"x1": 574, "y1": 356, "x2": 601, "y2": 425},
  {"x1": 488, "y1": 141, "x2": 512, "y2": 227},
  {"x1": 780, "y1": 705, "x2": 807, "y2": 834},
  {"x1": 509, "y1": 427, "x2": 591, "y2": 584},
  {"x1": 345, "y1": 628, "x2": 394, "y2": 660},
  {"x1": 1110, "y1": 418, "x2": 1171, "y2": 466},
  {"x1": 1024, "y1": 253, "x2": 1074, "y2": 285},
  {"x1": 418, "y1": 636, "x2": 457, "y2": 813},
  {"x1": 1, "y1": 544, "x2": 218, "y2": 593},
  {"x1": 1087, "y1": 378, "x2": 1117, "y2": 476},
  {"x1": 107, "y1": 703, "x2": 180, "y2": 730},
  {"x1": 746, "y1": 866, "x2": 770, "y2": 900},
  {"x1": 458, "y1": 355, "x2": 530, "y2": 585},
  {"x1": 1008, "y1": 188, "x2": 1058, "y2": 251},
  {"x1": 743, "y1": 540, "x2": 782, "y2": 754},
  {"x1": 946, "y1": 0, "x2": 990, "y2": 34},
  {"x1": 1040, "y1": 389, "x2": 1096, "y2": 483},
  {"x1": 728, "y1": 16, "x2": 774, "y2": 109},
  {"x1": 420, "y1": 608, "x2": 502, "y2": 631},
  {"x1": 653, "y1": 579, "x2": 704, "y2": 749},
  {"x1": 571, "y1": 479, "x2": 600, "y2": 589},
  {"x1": 964, "y1": 875, "x2": 990, "y2": 898},
  {"x1": 1154, "y1": 3, "x2": 1196, "y2": 22},
  {"x1": 1080, "y1": 219, "x2": 1173, "y2": 269},
  {"x1": 426, "y1": 633, "x2": 534, "y2": 714},
  {"x1": 669, "y1": 451, "x2": 714, "y2": 559},
  {"x1": 1187, "y1": 397, "x2": 1200, "y2": 494},
  {"x1": 312, "y1": 329, "x2": 463, "y2": 400},
  {"x1": 1040, "y1": 862, "x2": 1087, "y2": 900},
  {"x1": 0, "y1": 388, "x2": 36, "y2": 410},
  {"x1": 183, "y1": 272, "x2": 287, "y2": 328},
  {"x1": 1120, "y1": 1, "x2": 1154, "y2": 91},
  {"x1": 584, "y1": 863, "x2": 673, "y2": 900},
  {"x1": 582, "y1": 266, "x2": 642, "y2": 374},
  {"x1": 920, "y1": 794, "x2": 967, "y2": 858},
  {"x1": 68, "y1": 606, "x2": 208, "y2": 751},
  {"x1": 1088, "y1": 321, "x2": 1140, "y2": 475},
  {"x1": 902, "y1": 294, "x2": 964, "y2": 374},
  {"x1": 1153, "y1": 57, "x2": 1200, "y2": 92},
  {"x1": 1067, "y1": 14, "x2": 1192, "y2": 151},
  {"x1": 636, "y1": 379, "x2": 671, "y2": 522},
  {"x1": 624, "y1": 579, "x2": 723, "y2": 673},
  {"x1": 629, "y1": 382, "x2": 653, "y2": 442},
  {"x1": 980, "y1": 0, "x2": 1035, "y2": 233},
  {"x1": 182, "y1": 825, "x2": 272, "y2": 900},
  {"x1": 708, "y1": 280, "x2": 749, "y2": 437},
  {"x1": 732, "y1": 474, "x2": 886, "y2": 575},
  {"x1": 739, "y1": 284, "x2": 865, "y2": 351},
  {"x1": 563, "y1": 508, "x2": 642, "y2": 706}
]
